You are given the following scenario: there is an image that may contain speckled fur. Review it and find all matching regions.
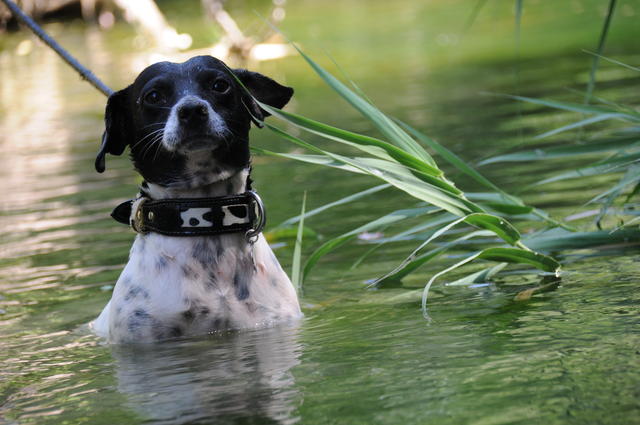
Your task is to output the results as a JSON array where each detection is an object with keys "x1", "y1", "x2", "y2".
[
  {"x1": 90, "y1": 56, "x2": 301, "y2": 343},
  {"x1": 92, "y1": 169, "x2": 301, "y2": 343}
]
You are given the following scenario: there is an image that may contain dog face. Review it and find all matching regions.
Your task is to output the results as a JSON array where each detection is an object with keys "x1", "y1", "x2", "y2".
[{"x1": 96, "y1": 56, "x2": 293, "y2": 187}]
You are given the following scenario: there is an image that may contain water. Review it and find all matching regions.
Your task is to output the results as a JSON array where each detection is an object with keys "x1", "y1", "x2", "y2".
[{"x1": 1, "y1": 1, "x2": 639, "y2": 424}]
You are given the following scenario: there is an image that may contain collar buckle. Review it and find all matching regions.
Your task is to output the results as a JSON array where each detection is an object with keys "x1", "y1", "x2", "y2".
[
  {"x1": 130, "y1": 197, "x2": 149, "y2": 234},
  {"x1": 245, "y1": 190, "x2": 266, "y2": 244}
]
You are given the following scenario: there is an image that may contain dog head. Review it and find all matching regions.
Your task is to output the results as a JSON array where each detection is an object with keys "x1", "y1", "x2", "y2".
[{"x1": 95, "y1": 56, "x2": 293, "y2": 187}]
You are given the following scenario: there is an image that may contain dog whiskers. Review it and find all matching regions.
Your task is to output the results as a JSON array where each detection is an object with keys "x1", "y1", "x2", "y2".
[
  {"x1": 133, "y1": 128, "x2": 165, "y2": 148},
  {"x1": 141, "y1": 122, "x2": 166, "y2": 130}
]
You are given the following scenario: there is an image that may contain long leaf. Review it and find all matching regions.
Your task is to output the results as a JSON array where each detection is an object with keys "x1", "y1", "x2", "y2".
[
  {"x1": 259, "y1": 103, "x2": 443, "y2": 178},
  {"x1": 588, "y1": 163, "x2": 640, "y2": 205},
  {"x1": 303, "y1": 206, "x2": 437, "y2": 278},
  {"x1": 374, "y1": 230, "x2": 494, "y2": 285},
  {"x1": 264, "y1": 124, "x2": 482, "y2": 215},
  {"x1": 536, "y1": 151, "x2": 640, "y2": 186},
  {"x1": 291, "y1": 192, "x2": 307, "y2": 293},
  {"x1": 288, "y1": 43, "x2": 436, "y2": 165},
  {"x1": 373, "y1": 212, "x2": 521, "y2": 285},
  {"x1": 583, "y1": 50, "x2": 640, "y2": 72},
  {"x1": 266, "y1": 123, "x2": 466, "y2": 197},
  {"x1": 585, "y1": 0, "x2": 618, "y2": 104},
  {"x1": 278, "y1": 184, "x2": 390, "y2": 228},
  {"x1": 477, "y1": 247, "x2": 560, "y2": 272},
  {"x1": 398, "y1": 119, "x2": 524, "y2": 205},
  {"x1": 534, "y1": 113, "x2": 624, "y2": 139},
  {"x1": 445, "y1": 263, "x2": 507, "y2": 286},
  {"x1": 463, "y1": 0, "x2": 489, "y2": 33},
  {"x1": 349, "y1": 213, "x2": 456, "y2": 269},
  {"x1": 479, "y1": 136, "x2": 640, "y2": 165},
  {"x1": 504, "y1": 95, "x2": 639, "y2": 121},
  {"x1": 421, "y1": 247, "x2": 560, "y2": 318},
  {"x1": 523, "y1": 227, "x2": 640, "y2": 251}
]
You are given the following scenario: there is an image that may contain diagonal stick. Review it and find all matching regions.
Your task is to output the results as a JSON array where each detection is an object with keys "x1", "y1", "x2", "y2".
[{"x1": 1, "y1": 0, "x2": 113, "y2": 96}]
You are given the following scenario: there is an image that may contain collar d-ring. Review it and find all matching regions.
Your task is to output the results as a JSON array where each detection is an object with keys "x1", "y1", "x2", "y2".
[{"x1": 245, "y1": 190, "x2": 266, "y2": 244}]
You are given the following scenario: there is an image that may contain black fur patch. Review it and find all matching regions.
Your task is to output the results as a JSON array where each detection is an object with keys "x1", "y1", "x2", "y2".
[
  {"x1": 210, "y1": 317, "x2": 231, "y2": 331},
  {"x1": 156, "y1": 256, "x2": 168, "y2": 270},
  {"x1": 234, "y1": 273, "x2": 250, "y2": 300},
  {"x1": 181, "y1": 264, "x2": 198, "y2": 279},
  {"x1": 124, "y1": 286, "x2": 149, "y2": 301},
  {"x1": 127, "y1": 308, "x2": 151, "y2": 333}
]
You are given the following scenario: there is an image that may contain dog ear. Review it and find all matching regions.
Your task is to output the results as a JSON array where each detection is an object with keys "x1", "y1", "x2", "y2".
[
  {"x1": 95, "y1": 87, "x2": 132, "y2": 173},
  {"x1": 233, "y1": 69, "x2": 294, "y2": 124}
]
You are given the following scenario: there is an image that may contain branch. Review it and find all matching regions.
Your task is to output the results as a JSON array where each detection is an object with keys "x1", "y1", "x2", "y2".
[{"x1": 0, "y1": 0, "x2": 113, "y2": 97}]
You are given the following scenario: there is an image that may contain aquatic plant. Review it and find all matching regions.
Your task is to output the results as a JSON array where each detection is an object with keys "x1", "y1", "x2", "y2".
[
  {"x1": 249, "y1": 45, "x2": 570, "y2": 316},
  {"x1": 249, "y1": 0, "x2": 640, "y2": 316}
]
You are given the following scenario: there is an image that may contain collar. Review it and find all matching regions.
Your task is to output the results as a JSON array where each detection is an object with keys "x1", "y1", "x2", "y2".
[{"x1": 111, "y1": 191, "x2": 266, "y2": 241}]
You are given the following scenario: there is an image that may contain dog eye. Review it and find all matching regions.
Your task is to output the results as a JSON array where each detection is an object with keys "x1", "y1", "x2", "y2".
[
  {"x1": 144, "y1": 90, "x2": 166, "y2": 105},
  {"x1": 212, "y1": 79, "x2": 230, "y2": 93}
]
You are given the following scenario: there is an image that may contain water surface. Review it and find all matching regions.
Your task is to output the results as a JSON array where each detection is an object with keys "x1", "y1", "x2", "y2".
[{"x1": 1, "y1": 1, "x2": 639, "y2": 424}]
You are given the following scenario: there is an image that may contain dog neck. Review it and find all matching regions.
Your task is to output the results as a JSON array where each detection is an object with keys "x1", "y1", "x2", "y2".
[{"x1": 142, "y1": 167, "x2": 250, "y2": 200}]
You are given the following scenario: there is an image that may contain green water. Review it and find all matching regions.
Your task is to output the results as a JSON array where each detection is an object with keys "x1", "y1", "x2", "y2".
[{"x1": 1, "y1": 1, "x2": 639, "y2": 424}]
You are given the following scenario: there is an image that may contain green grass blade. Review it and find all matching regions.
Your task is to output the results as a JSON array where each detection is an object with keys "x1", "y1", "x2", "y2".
[
  {"x1": 422, "y1": 253, "x2": 482, "y2": 319},
  {"x1": 503, "y1": 95, "x2": 639, "y2": 121},
  {"x1": 464, "y1": 213, "x2": 521, "y2": 245},
  {"x1": 264, "y1": 125, "x2": 481, "y2": 215},
  {"x1": 585, "y1": 0, "x2": 618, "y2": 104},
  {"x1": 289, "y1": 43, "x2": 436, "y2": 165},
  {"x1": 279, "y1": 184, "x2": 390, "y2": 228},
  {"x1": 536, "y1": 151, "x2": 640, "y2": 186},
  {"x1": 523, "y1": 227, "x2": 640, "y2": 251},
  {"x1": 372, "y1": 215, "x2": 471, "y2": 285},
  {"x1": 265, "y1": 123, "x2": 465, "y2": 196},
  {"x1": 291, "y1": 191, "x2": 307, "y2": 293},
  {"x1": 465, "y1": 193, "x2": 535, "y2": 215},
  {"x1": 583, "y1": 50, "x2": 640, "y2": 72},
  {"x1": 373, "y1": 212, "x2": 522, "y2": 285},
  {"x1": 303, "y1": 206, "x2": 437, "y2": 278},
  {"x1": 375, "y1": 230, "x2": 494, "y2": 285},
  {"x1": 398, "y1": 120, "x2": 521, "y2": 199},
  {"x1": 252, "y1": 147, "x2": 364, "y2": 174},
  {"x1": 445, "y1": 263, "x2": 507, "y2": 286},
  {"x1": 479, "y1": 136, "x2": 640, "y2": 165},
  {"x1": 534, "y1": 113, "x2": 623, "y2": 139},
  {"x1": 421, "y1": 247, "x2": 559, "y2": 319},
  {"x1": 623, "y1": 180, "x2": 640, "y2": 203},
  {"x1": 587, "y1": 164, "x2": 640, "y2": 205},
  {"x1": 259, "y1": 103, "x2": 444, "y2": 177},
  {"x1": 349, "y1": 213, "x2": 455, "y2": 269},
  {"x1": 477, "y1": 247, "x2": 560, "y2": 272},
  {"x1": 463, "y1": 0, "x2": 489, "y2": 33}
]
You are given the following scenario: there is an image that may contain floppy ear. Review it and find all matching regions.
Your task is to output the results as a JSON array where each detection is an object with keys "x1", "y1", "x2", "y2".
[
  {"x1": 233, "y1": 69, "x2": 294, "y2": 125},
  {"x1": 95, "y1": 87, "x2": 132, "y2": 173}
]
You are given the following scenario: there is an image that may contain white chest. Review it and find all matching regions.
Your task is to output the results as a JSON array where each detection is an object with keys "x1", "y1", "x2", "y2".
[{"x1": 92, "y1": 233, "x2": 301, "y2": 343}]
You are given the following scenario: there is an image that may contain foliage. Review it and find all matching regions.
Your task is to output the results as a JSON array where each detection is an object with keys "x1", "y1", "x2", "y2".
[
  {"x1": 251, "y1": 1, "x2": 639, "y2": 316},
  {"x1": 246, "y1": 45, "x2": 570, "y2": 315}
]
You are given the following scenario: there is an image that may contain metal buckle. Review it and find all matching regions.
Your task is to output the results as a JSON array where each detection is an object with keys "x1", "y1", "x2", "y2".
[
  {"x1": 130, "y1": 198, "x2": 149, "y2": 234},
  {"x1": 245, "y1": 191, "x2": 266, "y2": 244}
]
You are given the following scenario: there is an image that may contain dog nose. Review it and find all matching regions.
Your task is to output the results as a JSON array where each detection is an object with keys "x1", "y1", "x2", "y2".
[{"x1": 178, "y1": 102, "x2": 209, "y2": 123}]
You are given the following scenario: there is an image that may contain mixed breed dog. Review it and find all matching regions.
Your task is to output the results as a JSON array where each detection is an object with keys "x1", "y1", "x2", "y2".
[{"x1": 91, "y1": 56, "x2": 302, "y2": 343}]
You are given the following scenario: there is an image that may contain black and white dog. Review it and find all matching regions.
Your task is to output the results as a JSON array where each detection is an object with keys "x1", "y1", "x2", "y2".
[{"x1": 91, "y1": 56, "x2": 301, "y2": 343}]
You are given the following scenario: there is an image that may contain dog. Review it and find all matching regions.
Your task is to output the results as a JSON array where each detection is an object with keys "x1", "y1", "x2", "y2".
[{"x1": 90, "y1": 56, "x2": 302, "y2": 343}]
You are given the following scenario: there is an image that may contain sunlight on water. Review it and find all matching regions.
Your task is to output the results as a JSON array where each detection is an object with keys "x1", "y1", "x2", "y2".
[{"x1": 1, "y1": 0, "x2": 639, "y2": 424}]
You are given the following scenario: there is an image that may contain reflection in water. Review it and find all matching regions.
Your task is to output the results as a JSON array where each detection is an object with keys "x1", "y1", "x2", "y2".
[
  {"x1": 111, "y1": 324, "x2": 303, "y2": 425},
  {"x1": 1, "y1": 3, "x2": 639, "y2": 424}
]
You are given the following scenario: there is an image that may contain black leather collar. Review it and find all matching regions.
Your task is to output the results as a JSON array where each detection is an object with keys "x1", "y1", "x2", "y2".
[{"x1": 111, "y1": 191, "x2": 266, "y2": 239}]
